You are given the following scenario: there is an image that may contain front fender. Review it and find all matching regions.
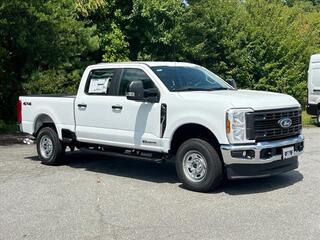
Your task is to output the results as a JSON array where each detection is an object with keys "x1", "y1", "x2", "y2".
[{"x1": 164, "y1": 113, "x2": 229, "y2": 146}]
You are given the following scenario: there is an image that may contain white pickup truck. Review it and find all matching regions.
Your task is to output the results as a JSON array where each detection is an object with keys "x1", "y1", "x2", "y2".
[{"x1": 18, "y1": 62, "x2": 304, "y2": 192}]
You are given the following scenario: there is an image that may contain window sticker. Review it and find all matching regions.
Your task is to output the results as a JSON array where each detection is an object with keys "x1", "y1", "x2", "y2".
[{"x1": 89, "y1": 78, "x2": 110, "y2": 93}]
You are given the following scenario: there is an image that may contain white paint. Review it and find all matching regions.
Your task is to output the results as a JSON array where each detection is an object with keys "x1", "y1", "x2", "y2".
[{"x1": 308, "y1": 54, "x2": 320, "y2": 106}]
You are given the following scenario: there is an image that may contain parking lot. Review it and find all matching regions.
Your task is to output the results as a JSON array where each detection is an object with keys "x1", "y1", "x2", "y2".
[{"x1": 0, "y1": 128, "x2": 320, "y2": 240}]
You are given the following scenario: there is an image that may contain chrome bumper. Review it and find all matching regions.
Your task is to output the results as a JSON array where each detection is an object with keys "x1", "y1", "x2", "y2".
[{"x1": 221, "y1": 135, "x2": 304, "y2": 165}]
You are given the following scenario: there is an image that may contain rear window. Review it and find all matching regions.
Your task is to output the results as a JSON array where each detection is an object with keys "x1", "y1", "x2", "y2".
[{"x1": 86, "y1": 69, "x2": 115, "y2": 95}]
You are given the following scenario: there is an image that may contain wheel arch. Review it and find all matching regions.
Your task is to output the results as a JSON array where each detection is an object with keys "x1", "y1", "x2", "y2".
[
  {"x1": 33, "y1": 114, "x2": 57, "y2": 137},
  {"x1": 169, "y1": 123, "x2": 222, "y2": 158}
]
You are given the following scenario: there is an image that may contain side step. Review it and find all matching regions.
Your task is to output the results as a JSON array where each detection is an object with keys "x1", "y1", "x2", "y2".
[{"x1": 85, "y1": 147, "x2": 170, "y2": 164}]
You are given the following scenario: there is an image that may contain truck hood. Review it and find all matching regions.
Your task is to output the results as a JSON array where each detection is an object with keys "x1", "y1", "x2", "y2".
[{"x1": 177, "y1": 89, "x2": 300, "y2": 110}]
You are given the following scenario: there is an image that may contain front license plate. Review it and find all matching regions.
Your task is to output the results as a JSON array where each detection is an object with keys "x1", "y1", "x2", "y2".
[{"x1": 282, "y1": 146, "x2": 294, "y2": 159}]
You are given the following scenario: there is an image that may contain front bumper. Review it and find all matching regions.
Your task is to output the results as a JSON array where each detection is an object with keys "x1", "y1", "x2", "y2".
[{"x1": 220, "y1": 135, "x2": 304, "y2": 179}]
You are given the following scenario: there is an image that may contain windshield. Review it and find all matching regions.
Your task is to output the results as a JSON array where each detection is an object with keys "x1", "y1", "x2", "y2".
[{"x1": 150, "y1": 65, "x2": 232, "y2": 91}]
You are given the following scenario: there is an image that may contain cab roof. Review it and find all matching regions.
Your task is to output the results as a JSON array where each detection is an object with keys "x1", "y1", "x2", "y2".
[{"x1": 96, "y1": 61, "x2": 197, "y2": 67}]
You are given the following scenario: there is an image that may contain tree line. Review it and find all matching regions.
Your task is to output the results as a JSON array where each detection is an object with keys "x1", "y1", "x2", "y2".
[{"x1": 0, "y1": 0, "x2": 319, "y2": 123}]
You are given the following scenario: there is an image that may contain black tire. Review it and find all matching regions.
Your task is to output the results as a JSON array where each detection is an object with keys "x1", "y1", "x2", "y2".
[
  {"x1": 175, "y1": 138, "x2": 223, "y2": 192},
  {"x1": 36, "y1": 127, "x2": 65, "y2": 165}
]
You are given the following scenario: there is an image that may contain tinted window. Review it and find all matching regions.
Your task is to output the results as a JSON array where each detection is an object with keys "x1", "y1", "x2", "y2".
[
  {"x1": 119, "y1": 68, "x2": 155, "y2": 96},
  {"x1": 151, "y1": 66, "x2": 231, "y2": 91},
  {"x1": 86, "y1": 69, "x2": 115, "y2": 95}
]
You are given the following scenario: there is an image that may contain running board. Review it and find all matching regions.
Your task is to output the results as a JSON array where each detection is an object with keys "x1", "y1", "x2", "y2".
[{"x1": 85, "y1": 147, "x2": 169, "y2": 163}]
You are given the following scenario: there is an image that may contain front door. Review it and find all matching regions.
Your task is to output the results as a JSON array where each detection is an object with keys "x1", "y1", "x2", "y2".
[
  {"x1": 75, "y1": 67, "x2": 162, "y2": 151},
  {"x1": 111, "y1": 67, "x2": 162, "y2": 151}
]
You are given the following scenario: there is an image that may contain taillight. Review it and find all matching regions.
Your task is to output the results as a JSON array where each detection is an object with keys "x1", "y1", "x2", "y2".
[{"x1": 17, "y1": 100, "x2": 22, "y2": 123}]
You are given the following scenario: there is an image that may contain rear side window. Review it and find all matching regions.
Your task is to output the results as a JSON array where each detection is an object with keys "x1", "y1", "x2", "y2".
[
  {"x1": 311, "y1": 68, "x2": 320, "y2": 88},
  {"x1": 118, "y1": 68, "x2": 155, "y2": 96},
  {"x1": 86, "y1": 69, "x2": 115, "y2": 95}
]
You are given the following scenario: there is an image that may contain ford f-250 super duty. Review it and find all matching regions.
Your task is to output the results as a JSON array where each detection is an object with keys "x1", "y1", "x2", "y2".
[{"x1": 18, "y1": 62, "x2": 304, "y2": 192}]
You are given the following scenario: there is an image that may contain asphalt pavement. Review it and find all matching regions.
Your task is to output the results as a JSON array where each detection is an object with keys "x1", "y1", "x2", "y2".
[{"x1": 0, "y1": 128, "x2": 320, "y2": 240}]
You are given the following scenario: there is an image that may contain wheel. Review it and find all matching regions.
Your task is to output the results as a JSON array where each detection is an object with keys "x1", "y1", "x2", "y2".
[
  {"x1": 175, "y1": 138, "x2": 223, "y2": 192},
  {"x1": 317, "y1": 113, "x2": 320, "y2": 127},
  {"x1": 37, "y1": 127, "x2": 65, "y2": 165}
]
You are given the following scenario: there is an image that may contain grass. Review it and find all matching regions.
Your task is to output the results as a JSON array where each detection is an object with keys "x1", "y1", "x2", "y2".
[
  {"x1": 0, "y1": 120, "x2": 19, "y2": 134},
  {"x1": 302, "y1": 111, "x2": 318, "y2": 128}
]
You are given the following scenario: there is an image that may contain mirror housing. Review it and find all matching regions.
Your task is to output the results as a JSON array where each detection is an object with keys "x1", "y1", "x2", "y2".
[
  {"x1": 126, "y1": 80, "x2": 160, "y2": 103},
  {"x1": 127, "y1": 80, "x2": 145, "y2": 101},
  {"x1": 226, "y1": 79, "x2": 237, "y2": 89}
]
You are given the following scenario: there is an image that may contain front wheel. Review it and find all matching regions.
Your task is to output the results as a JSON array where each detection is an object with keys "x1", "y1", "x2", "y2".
[
  {"x1": 37, "y1": 127, "x2": 65, "y2": 165},
  {"x1": 175, "y1": 138, "x2": 223, "y2": 192}
]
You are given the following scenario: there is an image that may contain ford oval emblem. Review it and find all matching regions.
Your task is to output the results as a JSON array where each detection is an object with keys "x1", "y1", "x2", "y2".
[{"x1": 278, "y1": 117, "x2": 292, "y2": 129}]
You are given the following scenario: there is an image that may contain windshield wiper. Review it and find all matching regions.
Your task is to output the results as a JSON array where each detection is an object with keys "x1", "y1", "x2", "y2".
[
  {"x1": 211, "y1": 87, "x2": 231, "y2": 91},
  {"x1": 172, "y1": 87, "x2": 213, "y2": 92},
  {"x1": 172, "y1": 87, "x2": 230, "y2": 92}
]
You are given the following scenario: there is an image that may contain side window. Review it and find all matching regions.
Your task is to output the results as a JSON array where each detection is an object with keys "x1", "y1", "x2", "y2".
[
  {"x1": 312, "y1": 68, "x2": 320, "y2": 88},
  {"x1": 118, "y1": 68, "x2": 155, "y2": 96},
  {"x1": 86, "y1": 69, "x2": 115, "y2": 95}
]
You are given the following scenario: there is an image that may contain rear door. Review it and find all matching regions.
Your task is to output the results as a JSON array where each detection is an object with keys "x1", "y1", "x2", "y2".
[
  {"x1": 75, "y1": 67, "x2": 125, "y2": 144},
  {"x1": 308, "y1": 57, "x2": 320, "y2": 105}
]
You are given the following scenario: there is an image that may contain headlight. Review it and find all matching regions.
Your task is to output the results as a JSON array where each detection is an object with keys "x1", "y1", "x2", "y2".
[{"x1": 226, "y1": 108, "x2": 253, "y2": 144}]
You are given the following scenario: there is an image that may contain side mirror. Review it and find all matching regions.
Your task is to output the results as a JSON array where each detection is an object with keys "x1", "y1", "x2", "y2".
[
  {"x1": 226, "y1": 79, "x2": 237, "y2": 89},
  {"x1": 126, "y1": 80, "x2": 160, "y2": 103},
  {"x1": 127, "y1": 80, "x2": 145, "y2": 101}
]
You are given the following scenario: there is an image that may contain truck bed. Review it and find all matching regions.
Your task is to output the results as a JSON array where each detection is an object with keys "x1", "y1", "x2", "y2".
[
  {"x1": 22, "y1": 94, "x2": 76, "y2": 98},
  {"x1": 19, "y1": 95, "x2": 76, "y2": 138}
]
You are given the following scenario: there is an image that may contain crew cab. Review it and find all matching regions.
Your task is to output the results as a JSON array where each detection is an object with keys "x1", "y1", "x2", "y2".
[{"x1": 18, "y1": 62, "x2": 304, "y2": 192}]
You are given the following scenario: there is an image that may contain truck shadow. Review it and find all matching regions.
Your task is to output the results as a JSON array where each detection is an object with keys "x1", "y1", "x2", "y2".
[
  {"x1": 0, "y1": 133, "x2": 28, "y2": 146},
  {"x1": 26, "y1": 150, "x2": 304, "y2": 195},
  {"x1": 66, "y1": 150, "x2": 179, "y2": 184},
  {"x1": 210, "y1": 170, "x2": 303, "y2": 195}
]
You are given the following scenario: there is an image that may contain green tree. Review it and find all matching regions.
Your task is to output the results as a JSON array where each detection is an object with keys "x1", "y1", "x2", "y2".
[
  {"x1": 243, "y1": 0, "x2": 319, "y2": 103},
  {"x1": 177, "y1": 0, "x2": 255, "y2": 86},
  {"x1": 126, "y1": 0, "x2": 186, "y2": 60},
  {"x1": 0, "y1": 0, "x2": 98, "y2": 121},
  {"x1": 177, "y1": 0, "x2": 320, "y2": 104},
  {"x1": 1, "y1": 0, "x2": 320, "y2": 125}
]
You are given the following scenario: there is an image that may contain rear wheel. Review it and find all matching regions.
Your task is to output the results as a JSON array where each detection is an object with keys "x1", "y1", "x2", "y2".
[
  {"x1": 37, "y1": 127, "x2": 65, "y2": 165},
  {"x1": 175, "y1": 138, "x2": 223, "y2": 192}
]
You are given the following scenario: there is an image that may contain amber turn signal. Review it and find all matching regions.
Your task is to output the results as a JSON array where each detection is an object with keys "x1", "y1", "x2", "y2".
[{"x1": 226, "y1": 118, "x2": 231, "y2": 134}]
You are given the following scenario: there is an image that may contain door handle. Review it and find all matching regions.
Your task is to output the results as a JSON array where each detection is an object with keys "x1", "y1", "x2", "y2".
[
  {"x1": 77, "y1": 103, "x2": 87, "y2": 108},
  {"x1": 112, "y1": 105, "x2": 123, "y2": 110}
]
